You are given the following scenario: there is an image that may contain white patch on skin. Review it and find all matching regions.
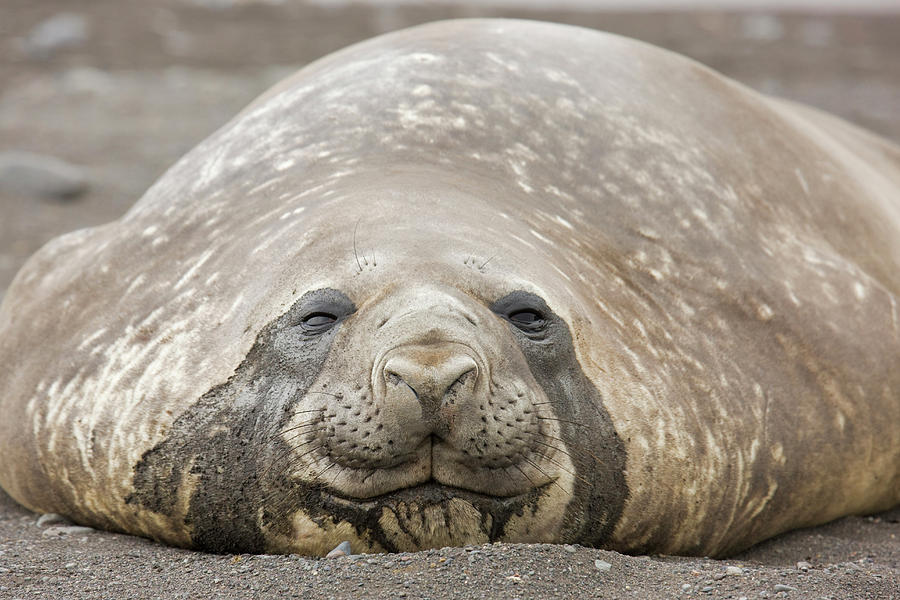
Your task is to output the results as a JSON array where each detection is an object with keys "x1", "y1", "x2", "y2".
[
  {"x1": 77, "y1": 328, "x2": 108, "y2": 352},
  {"x1": 529, "y1": 229, "x2": 551, "y2": 245},
  {"x1": 508, "y1": 234, "x2": 536, "y2": 250},
  {"x1": 279, "y1": 206, "x2": 306, "y2": 221},
  {"x1": 770, "y1": 443, "x2": 785, "y2": 465},
  {"x1": 551, "y1": 264, "x2": 572, "y2": 282},
  {"x1": 274, "y1": 158, "x2": 296, "y2": 171},
  {"x1": 783, "y1": 281, "x2": 802, "y2": 306},
  {"x1": 891, "y1": 295, "x2": 899, "y2": 335},
  {"x1": 795, "y1": 168, "x2": 810, "y2": 196},
  {"x1": 554, "y1": 215, "x2": 574, "y2": 230},
  {"x1": 408, "y1": 52, "x2": 439, "y2": 64},
  {"x1": 124, "y1": 274, "x2": 147, "y2": 296},
  {"x1": 174, "y1": 248, "x2": 215, "y2": 291},
  {"x1": 756, "y1": 302, "x2": 774, "y2": 321}
]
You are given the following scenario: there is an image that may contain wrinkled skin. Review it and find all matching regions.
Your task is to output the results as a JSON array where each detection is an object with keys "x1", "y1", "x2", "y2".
[{"x1": 0, "y1": 20, "x2": 898, "y2": 557}]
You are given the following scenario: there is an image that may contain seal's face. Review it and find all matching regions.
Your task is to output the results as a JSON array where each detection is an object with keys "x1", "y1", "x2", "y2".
[
  {"x1": 271, "y1": 284, "x2": 576, "y2": 553},
  {"x1": 126, "y1": 184, "x2": 627, "y2": 554}
]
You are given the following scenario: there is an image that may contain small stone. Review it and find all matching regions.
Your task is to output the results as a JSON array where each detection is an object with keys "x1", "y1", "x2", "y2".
[
  {"x1": 713, "y1": 572, "x2": 726, "y2": 580},
  {"x1": 563, "y1": 544, "x2": 577, "y2": 553},
  {"x1": 759, "y1": 592, "x2": 771, "y2": 599},
  {"x1": 774, "y1": 584, "x2": 797, "y2": 592},
  {"x1": 594, "y1": 560, "x2": 612, "y2": 572},
  {"x1": 726, "y1": 566, "x2": 744, "y2": 576},
  {"x1": 796, "y1": 561, "x2": 812, "y2": 571},
  {"x1": 21, "y1": 12, "x2": 90, "y2": 59},
  {"x1": 36, "y1": 513, "x2": 69, "y2": 528},
  {"x1": 681, "y1": 584, "x2": 692, "y2": 592},
  {"x1": 0, "y1": 151, "x2": 89, "y2": 200},
  {"x1": 325, "y1": 541, "x2": 352, "y2": 558},
  {"x1": 701, "y1": 586, "x2": 714, "y2": 593},
  {"x1": 41, "y1": 525, "x2": 94, "y2": 536},
  {"x1": 64, "y1": 562, "x2": 77, "y2": 570}
]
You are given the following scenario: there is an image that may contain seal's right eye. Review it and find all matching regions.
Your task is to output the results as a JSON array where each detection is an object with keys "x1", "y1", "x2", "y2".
[{"x1": 301, "y1": 312, "x2": 338, "y2": 332}]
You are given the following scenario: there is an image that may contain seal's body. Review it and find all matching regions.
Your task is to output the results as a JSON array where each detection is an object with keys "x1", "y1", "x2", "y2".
[{"x1": 0, "y1": 20, "x2": 898, "y2": 557}]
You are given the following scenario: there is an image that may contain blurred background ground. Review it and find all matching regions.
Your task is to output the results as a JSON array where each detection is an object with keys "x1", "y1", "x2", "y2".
[{"x1": 0, "y1": 1, "x2": 898, "y2": 598}]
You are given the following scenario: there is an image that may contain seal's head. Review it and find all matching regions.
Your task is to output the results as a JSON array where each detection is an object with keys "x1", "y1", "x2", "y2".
[{"x1": 126, "y1": 172, "x2": 627, "y2": 554}]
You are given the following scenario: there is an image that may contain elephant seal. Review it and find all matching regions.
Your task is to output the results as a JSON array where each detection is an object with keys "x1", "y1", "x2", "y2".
[{"x1": 0, "y1": 19, "x2": 898, "y2": 558}]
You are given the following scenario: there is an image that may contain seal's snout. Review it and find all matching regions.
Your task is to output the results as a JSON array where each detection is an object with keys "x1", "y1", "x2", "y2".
[{"x1": 383, "y1": 345, "x2": 478, "y2": 434}]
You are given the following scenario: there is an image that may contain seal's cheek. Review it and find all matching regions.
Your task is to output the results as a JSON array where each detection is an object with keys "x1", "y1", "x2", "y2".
[
  {"x1": 262, "y1": 508, "x2": 385, "y2": 555},
  {"x1": 502, "y1": 462, "x2": 575, "y2": 543}
]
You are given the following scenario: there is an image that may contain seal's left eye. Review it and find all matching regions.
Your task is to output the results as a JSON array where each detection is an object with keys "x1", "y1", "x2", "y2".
[
  {"x1": 301, "y1": 312, "x2": 338, "y2": 331},
  {"x1": 509, "y1": 309, "x2": 545, "y2": 330}
]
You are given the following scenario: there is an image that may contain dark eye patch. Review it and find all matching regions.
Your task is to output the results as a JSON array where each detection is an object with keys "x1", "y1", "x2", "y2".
[{"x1": 276, "y1": 288, "x2": 356, "y2": 337}]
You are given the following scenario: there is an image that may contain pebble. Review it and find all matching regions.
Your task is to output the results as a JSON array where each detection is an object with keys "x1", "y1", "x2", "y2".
[
  {"x1": 774, "y1": 584, "x2": 797, "y2": 592},
  {"x1": 701, "y1": 586, "x2": 714, "y2": 593},
  {"x1": 325, "y1": 541, "x2": 352, "y2": 558},
  {"x1": 21, "y1": 12, "x2": 90, "y2": 59},
  {"x1": 0, "y1": 151, "x2": 89, "y2": 200},
  {"x1": 36, "y1": 513, "x2": 69, "y2": 528},
  {"x1": 681, "y1": 584, "x2": 692, "y2": 592},
  {"x1": 726, "y1": 566, "x2": 744, "y2": 576},
  {"x1": 594, "y1": 560, "x2": 612, "y2": 572},
  {"x1": 41, "y1": 525, "x2": 95, "y2": 537},
  {"x1": 796, "y1": 561, "x2": 812, "y2": 571},
  {"x1": 563, "y1": 544, "x2": 577, "y2": 553}
]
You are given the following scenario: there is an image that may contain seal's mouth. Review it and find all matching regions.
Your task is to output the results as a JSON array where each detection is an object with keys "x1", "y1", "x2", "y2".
[
  {"x1": 312, "y1": 435, "x2": 559, "y2": 501},
  {"x1": 323, "y1": 479, "x2": 553, "y2": 509}
]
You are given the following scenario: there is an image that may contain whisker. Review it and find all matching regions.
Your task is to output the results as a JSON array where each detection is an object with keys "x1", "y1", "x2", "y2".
[
  {"x1": 479, "y1": 254, "x2": 498, "y2": 270},
  {"x1": 529, "y1": 444, "x2": 590, "y2": 486},
  {"x1": 543, "y1": 433, "x2": 604, "y2": 464},
  {"x1": 532, "y1": 439, "x2": 577, "y2": 461},
  {"x1": 520, "y1": 456, "x2": 569, "y2": 494},
  {"x1": 312, "y1": 462, "x2": 338, "y2": 482},
  {"x1": 328, "y1": 466, "x2": 346, "y2": 487},
  {"x1": 510, "y1": 463, "x2": 537, "y2": 488},
  {"x1": 353, "y1": 218, "x2": 363, "y2": 272},
  {"x1": 280, "y1": 429, "x2": 323, "y2": 447},
  {"x1": 537, "y1": 416, "x2": 596, "y2": 429},
  {"x1": 259, "y1": 442, "x2": 322, "y2": 482}
]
